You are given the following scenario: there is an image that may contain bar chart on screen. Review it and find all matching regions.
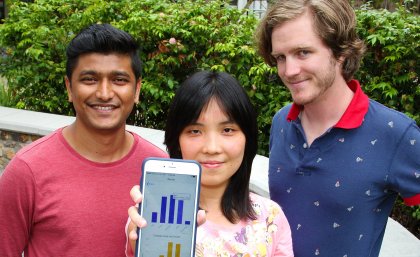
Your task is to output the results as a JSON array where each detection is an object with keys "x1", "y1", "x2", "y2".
[
  {"x1": 151, "y1": 193, "x2": 192, "y2": 225},
  {"x1": 158, "y1": 241, "x2": 182, "y2": 257}
]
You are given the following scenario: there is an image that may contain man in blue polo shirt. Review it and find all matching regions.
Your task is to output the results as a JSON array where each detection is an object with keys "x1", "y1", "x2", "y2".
[{"x1": 255, "y1": 0, "x2": 420, "y2": 256}]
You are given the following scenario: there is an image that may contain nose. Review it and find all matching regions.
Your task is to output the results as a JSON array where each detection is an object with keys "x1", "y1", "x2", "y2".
[
  {"x1": 280, "y1": 58, "x2": 301, "y2": 78},
  {"x1": 202, "y1": 133, "x2": 222, "y2": 154},
  {"x1": 96, "y1": 80, "x2": 114, "y2": 101}
]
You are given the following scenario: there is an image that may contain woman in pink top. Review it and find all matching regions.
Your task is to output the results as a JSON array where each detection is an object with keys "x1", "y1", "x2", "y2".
[{"x1": 126, "y1": 71, "x2": 293, "y2": 257}]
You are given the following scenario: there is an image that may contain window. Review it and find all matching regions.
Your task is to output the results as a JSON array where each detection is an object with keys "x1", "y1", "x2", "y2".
[{"x1": 0, "y1": 0, "x2": 5, "y2": 23}]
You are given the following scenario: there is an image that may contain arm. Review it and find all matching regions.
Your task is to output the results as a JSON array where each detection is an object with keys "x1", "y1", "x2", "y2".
[
  {"x1": 0, "y1": 158, "x2": 35, "y2": 257},
  {"x1": 389, "y1": 122, "x2": 420, "y2": 206},
  {"x1": 271, "y1": 205, "x2": 294, "y2": 257}
]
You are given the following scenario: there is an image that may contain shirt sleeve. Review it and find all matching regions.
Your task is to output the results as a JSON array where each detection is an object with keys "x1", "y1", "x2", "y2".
[
  {"x1": 270, "y1": 203, "x2": 294, "y2": 257},
  {"x1": 388, "y1": 122, "x2": 420, "y2": 206},
  {"x1": 0, "y1": 157, "x2": 35, "y2": 257}
]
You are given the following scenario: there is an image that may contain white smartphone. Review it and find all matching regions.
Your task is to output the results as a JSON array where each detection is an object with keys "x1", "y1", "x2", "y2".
[{"x1": 135, "y1": 157, "x2": 201, "y2": 257}]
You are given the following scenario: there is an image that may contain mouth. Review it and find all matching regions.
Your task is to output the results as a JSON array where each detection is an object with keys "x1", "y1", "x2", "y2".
[
  {"x1": 200, "y1": 161, "x2": 223, "y2": 168},
  {"x1": 285, "y1": 79, "x2": 309, "y2": 91},
  {"x1": 287, "y1": 78, "x2": 307, "y2": 85},
  {"x1": 89, "y1": 104, "x2": 118, "y2": 112}
]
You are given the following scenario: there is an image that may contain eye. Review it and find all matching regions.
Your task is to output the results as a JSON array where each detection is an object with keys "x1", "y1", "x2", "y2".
[
  {"x1": 182, "y1": 124, "x2": 203, "y2": 137},
  {"x1": 223, "y1": 127, "x2": 234, "y2": 133},
  {"x1": 81, "y1": 76, "x2": 97, "y2": 85},
  {"x1": 190, "y1": 129, "x2": 201, "y2": 135},
  {"x1": 298, "y1": 50, "x2": 310, "y2": 58},
  {"x1": 114, "y1": 77, "x2": 129, "y2": 85},
  {"x1": 223, "y1": 124, "x2": 242, "y2": 135},
  {"x1": 273, "y1": 54, "x2": 286, "y2": 63},
  {"x1": 183, "y1": 128, "x2": 201, "y2": 136}
]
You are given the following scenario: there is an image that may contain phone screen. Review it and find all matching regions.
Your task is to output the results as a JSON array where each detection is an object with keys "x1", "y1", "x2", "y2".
[{"x1": 138, "y1": 169, "x2": 199, "y2": 257}]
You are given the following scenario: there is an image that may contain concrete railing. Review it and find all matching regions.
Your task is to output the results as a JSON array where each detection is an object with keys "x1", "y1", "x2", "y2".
[{"x1": 0, "y1": 106, "x2": 419, "y2": 256}]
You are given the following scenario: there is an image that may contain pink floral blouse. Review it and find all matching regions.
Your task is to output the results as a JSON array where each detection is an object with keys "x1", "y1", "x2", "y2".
[{"x1": 195, "y1": 193, "x2": 293, "y2": 257}]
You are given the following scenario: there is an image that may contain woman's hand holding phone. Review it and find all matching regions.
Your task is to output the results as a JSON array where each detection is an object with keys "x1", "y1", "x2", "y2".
[{"x1": 126, "y1": 185, "x2": 206, "y2": 254}]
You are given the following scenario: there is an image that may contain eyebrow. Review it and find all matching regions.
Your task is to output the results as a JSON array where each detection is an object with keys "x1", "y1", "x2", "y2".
[
  {"x1": 79, "y1": 70, "x2": 97, "y2": 76},
  {"x1": 188, "y1": 119, "x2": 236, "y2": 126},
  {"x1": 79, "y1": 70, "x2": 131, "y2": 77},
  {"x1": 112, "y1": 71, "x2": 131, "y2": 77},
  {"x1": 272, "y1": 45, "x2": 311, "y2": 56}
]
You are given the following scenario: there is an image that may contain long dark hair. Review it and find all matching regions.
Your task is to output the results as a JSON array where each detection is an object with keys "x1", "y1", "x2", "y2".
[{"x1": 164, "y1": 71, "x2": 258, "y2": 223}]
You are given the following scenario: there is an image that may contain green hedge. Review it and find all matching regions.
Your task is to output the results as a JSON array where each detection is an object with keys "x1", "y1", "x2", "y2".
[
  {"x1": 1, "y1": 0, "x2": 418, "y2": 156},
  {"x1": 356, "y1": 4, "x2": 419, "y2": 123},
  {"x1": 0, "y1": 0, "x2": 418, "y2": 237},
  {"x1": 0, "y1": 0, "x2": 290, "y2": 156}
]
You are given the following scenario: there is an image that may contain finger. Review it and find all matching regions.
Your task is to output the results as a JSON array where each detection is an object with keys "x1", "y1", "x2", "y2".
[
  {"x1": 128, "y1": 205, "x2": 147, "y2": 228},
  {"x1": 128, "y1": 227, "x2": 138, "y2": 241},
  {"x1": 127, "y1": 219, "x2": 137, "y2": 236},
  {"x1": 197, "y1": 209, "x2": 206, "y2": 226},
  {"x1": 128, "y1": 228, "x2": 138, "y2": 252},
  {"x1": 130, "y1": 185, "x2": 143, "y2": 203}
]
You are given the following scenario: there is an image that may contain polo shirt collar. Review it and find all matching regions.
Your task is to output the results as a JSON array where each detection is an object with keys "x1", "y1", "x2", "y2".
[{"x1": 286, "y1": 80, "x2": 369, "y2": 129}]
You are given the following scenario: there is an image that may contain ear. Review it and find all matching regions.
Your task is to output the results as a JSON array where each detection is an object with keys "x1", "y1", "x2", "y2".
[
  {"x1": 337, "y1": 55, "x2": 346, "y2": 66},
  {"x1": 65, "y1": 76, "x2": 73, "y2": 102},
  {"x1": 134, "y1": 78, "x2": 142, "y2": 104}
]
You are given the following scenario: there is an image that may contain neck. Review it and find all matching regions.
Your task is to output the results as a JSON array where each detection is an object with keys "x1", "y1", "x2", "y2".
[
  {"x1": 301, "y1": 79, "x2": 354, "y2": 145},
  {"x1": 199, "y1": 185, "x2": 234, "y2": 225},
  {"x1": 199, "y1": 186, "x2": 224, "y2": 213},
  {"x1": 62, "y1": 122, "x2": 133, "y2": 163}
]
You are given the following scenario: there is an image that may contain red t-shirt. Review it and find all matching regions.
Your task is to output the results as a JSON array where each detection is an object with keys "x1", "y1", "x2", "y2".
[{"x1": 0, "y1": 128, "x2": 167, "y2": 257}]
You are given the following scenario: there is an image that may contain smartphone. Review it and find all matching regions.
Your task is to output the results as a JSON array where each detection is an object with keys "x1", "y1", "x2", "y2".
[{"x1": 135, "y1": 157, "x2": 201, "y2": 257}]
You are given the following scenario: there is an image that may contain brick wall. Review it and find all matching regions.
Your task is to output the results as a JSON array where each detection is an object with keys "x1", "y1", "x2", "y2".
[{"x1": 0, "y1": 130, "x2": 41, "y2": 174}]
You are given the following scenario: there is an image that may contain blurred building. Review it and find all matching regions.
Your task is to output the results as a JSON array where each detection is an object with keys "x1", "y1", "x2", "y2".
[
  {"x1": 231, "y1": 0, "x2": 268, "y2": 18},
  {"x1": 1, "y1": 0, "x2": 35, "y2": 23},
  {"x1": 0, "y1": 0, "x2": 5, "y2": 23}
]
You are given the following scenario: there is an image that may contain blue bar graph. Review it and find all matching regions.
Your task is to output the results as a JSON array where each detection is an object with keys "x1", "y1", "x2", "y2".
[
  {"x1": 152, "y1": 212, "x2": 158, "y2": 223},
  {"x1": 168, "y1": 195, "x2": 175, "y2": 224},
  {"x1": 177, "y1": 200, "x2": 183, "y2": 224},
  {"x1": 151, "y1": 194, "x2": 191, "y2": 225},
  {"x1": 160, "y1": 196, "x2": 167, "y2": 223}
]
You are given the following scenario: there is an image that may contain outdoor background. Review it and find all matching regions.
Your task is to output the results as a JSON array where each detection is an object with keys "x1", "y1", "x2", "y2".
[{"x1": 0, "y1": 0, "x2": 419, "y2": 238}]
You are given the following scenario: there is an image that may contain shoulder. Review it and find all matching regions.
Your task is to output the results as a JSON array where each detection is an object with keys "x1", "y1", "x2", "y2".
[
  {"x1": 365, "y1": 99, "x2": 418, "y2": 138},
  {"x1": 131, "y1": 132, "x2": 167, "y2": 156},
  {"x1": 273, "y1": 104, "x2": 292, "y2": 121},
  {"x1": 271, "y1": 104, "x2": 293, "y2": 132},
  {"x1": 250, "y1": 193, "x2": 285, "y2": 220},
  {"x1": 249, "y1": 193, "x2": 292, "y2": 241},
  {"x1": 1, "y1": 130, "x2": 62, "y2": 182},
  {"x1": 14, "y1": 130, "x2": 61, "y2": 160},
  {"x1": 367, "y1": 99, "x2": 416, "y2": 126}
]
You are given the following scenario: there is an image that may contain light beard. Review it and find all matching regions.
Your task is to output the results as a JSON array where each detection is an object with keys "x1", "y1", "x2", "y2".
[{"x1": 289, "y1": 57, "x2": 338, "y2": 106}]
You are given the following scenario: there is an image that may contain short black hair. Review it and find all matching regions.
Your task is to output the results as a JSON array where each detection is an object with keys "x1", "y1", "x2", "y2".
[
  {"x1": 65, "y1": 23, "x2": 142, "y2": 81},
  {"x1": 165, "y1": 71, "x2": 258, "y2": 223}
]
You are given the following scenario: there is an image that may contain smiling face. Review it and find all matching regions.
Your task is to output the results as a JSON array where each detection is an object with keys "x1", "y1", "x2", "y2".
[
  {"x1": 65, "y1": 53, "x2": 141, "y2": 133},
  {"x1": 178, "y1": 99, "x2": 246, "y2": 190},
  {"x1": 271, "y1": 10, "x2": 343, "y2": 106}
]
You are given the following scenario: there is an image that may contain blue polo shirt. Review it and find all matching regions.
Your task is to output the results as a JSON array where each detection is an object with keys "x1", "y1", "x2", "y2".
[{"x1": 269, "y1": 80, "x2": 420, "y2": 257}]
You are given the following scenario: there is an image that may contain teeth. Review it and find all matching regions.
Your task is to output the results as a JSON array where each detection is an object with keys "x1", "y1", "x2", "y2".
[{"x1": 94, "y1": 106, "x2": 114, "y2": 111}]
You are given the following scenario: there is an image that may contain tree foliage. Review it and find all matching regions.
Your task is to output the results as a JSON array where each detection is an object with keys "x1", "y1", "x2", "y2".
[
  {"x1": 356, "y1": 2, "x2": 419, "y2": 122},
  {"x1": 0, "y1": 0, "x2": 418, "y2": 154}
]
